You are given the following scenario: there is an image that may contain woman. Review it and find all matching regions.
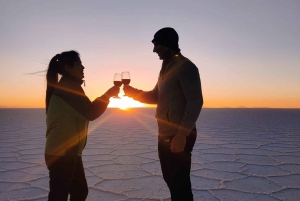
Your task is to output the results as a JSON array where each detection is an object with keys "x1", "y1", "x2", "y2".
[{"x1": 45, "y1": 50, "x2": 119, "y2": 201}]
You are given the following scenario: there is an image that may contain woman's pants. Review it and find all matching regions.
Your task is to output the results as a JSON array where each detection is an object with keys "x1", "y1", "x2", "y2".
[
  {"x1": 158, "y1": 128, "x2": 197, "y2": 201},
  {"x1": 45, "y1": 154, "x2": 88, "y2": 201}
]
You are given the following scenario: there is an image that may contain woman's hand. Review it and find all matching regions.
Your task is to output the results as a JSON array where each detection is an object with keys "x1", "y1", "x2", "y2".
[{"x1": 104, "y1": 86, "x2": 120, "y2": 98}]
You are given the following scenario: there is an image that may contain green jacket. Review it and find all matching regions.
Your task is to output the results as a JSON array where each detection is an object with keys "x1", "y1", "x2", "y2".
[
  {"x1": 45, "y1": 75, "x2": 109, "y2": 156},
  {"x1": 130, "y1": 54, "x2": 203, "y2": 137}
]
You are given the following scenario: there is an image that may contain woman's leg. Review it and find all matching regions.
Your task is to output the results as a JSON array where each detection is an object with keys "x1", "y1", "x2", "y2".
[
  {"x1": 45, "y1": 155, "x2": 78, "y2": 201},
  {"x1": 69, "y1": 156, "x2": 88, "y2": 201}
]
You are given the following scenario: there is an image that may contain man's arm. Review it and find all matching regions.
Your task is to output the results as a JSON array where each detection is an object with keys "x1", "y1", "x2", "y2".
[
  {"x1": 178, "y1": 63, "x2": 203, "y2": 136},
  {"x1": 123, "y1": 83, "x2": 159, "y2": 104}
]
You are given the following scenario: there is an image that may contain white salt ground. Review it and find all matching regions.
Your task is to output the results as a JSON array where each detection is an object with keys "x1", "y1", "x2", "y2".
[{"x1": 0, "y1": 108, "x2": 300, "y2": 201}]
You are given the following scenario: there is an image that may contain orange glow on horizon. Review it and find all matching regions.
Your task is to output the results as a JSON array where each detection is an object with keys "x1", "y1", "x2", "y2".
[
  {"x1": 0, "y1": 94, "x2": 300, "y2": 109},
  {"x1": 108, "y1": 93, "x2": 146, "y2": 110}
]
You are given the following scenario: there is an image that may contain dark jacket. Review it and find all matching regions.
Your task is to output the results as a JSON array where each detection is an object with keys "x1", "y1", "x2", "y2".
[
  {"x1": 131, "y1": 54, "x2": 203, "y2": 137},
  {"x1": 45, "y1": 75, "x2": 109, "y2": 156}
]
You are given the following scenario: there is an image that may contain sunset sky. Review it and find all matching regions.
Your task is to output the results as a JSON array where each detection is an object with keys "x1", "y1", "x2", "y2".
[{"x1": 0, "y1": 0, "x2": 299, "y2": 109}]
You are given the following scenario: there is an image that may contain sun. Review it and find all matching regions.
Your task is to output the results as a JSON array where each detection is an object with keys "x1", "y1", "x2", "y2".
[{"x1": 108, "y1": 94, "x2": 145, "y2": 110}]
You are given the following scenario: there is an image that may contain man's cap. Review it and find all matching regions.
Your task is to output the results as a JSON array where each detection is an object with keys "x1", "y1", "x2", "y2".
[{"x1": 151, "y1": 27, "x2": 181, "y2": 52}]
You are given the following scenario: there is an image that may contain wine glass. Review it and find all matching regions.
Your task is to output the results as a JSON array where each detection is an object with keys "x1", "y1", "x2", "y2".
[
  {"x1": 113, "y1": 73, "x2": 122, "y2": 98},
  {"x1": 122, "y1": 72, "x2": 131, "y2": 96}
]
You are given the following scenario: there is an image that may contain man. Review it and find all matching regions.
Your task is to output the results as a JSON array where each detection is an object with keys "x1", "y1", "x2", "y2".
[{"x1": 123, "y1": 27, "x2": 203, "y2": 201}]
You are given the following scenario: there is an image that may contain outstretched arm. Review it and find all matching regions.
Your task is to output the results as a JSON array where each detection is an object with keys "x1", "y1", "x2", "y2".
[
  {"x1": 83, "y1": 86, "x2": 120, "y2": 121},
  {"x1": 82, "y1": 95, "x2": 110, "y2": 121},
  {"x1": 123, "y1": 83, "x2": 158, "y2": 104},
  {"x1": 54, "y1": 79, "x2": 119, "y2": 121}
]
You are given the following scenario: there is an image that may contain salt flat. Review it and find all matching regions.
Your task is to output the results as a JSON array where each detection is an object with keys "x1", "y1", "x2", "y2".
[{"x1": 0, "y1": 108, "x2": 300, "y2": 201}]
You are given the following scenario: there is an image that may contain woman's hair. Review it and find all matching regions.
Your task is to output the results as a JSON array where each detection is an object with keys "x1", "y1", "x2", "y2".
[{"x1": 46, "y1": 50, "x2": 80, "y2": 113}]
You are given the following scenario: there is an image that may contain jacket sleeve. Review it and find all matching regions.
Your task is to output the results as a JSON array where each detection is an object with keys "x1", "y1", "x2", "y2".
[
  {"x1": 54, "y1": 83, "x2": 109, "y2": 121},
  {"x1": 82, "y1": 95, "x2": 110, "y2": 121},
  {"x1": 129, "y1": 83, "x2": 159, "y2": 104},
  {"x1": 177, "y1": 63, "x2": 203, "y2": 136}
]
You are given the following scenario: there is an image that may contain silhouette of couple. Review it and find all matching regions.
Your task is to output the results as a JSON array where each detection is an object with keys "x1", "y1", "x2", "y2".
[{"x1": 45, "y1": 27, "x2": 203, "y2": 201}]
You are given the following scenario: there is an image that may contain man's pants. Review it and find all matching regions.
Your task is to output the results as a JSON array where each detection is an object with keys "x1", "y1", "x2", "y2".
[
  {"x1": 45, "y1": 155, "x2": 88, "y2": 201},
  {"x1": 158, "y1": 128, "x2": 197, "y2": 201}
]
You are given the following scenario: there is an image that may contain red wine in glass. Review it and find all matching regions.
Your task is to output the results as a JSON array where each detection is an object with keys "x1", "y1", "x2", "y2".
[
  {"x1": 114, "y1": 81, "x2": 122, "y2": 87},
  {"x1": 122, "y1": 72, "x2": 131, "y2": 96},
  {"x1": 113, "y1": 73, "x2": 122, "y2": 98},
  {"x1": 122, "y1": 79, "x2": 130, "y2": 85}
]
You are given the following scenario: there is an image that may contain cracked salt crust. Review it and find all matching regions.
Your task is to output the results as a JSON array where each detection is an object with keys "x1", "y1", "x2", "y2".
[{"x1": 0, "y1": 108, "x2": 300, "y2": 201}]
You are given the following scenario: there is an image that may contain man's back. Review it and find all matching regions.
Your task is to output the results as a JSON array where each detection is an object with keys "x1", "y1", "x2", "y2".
[{"x1": 156, "y1": 54, "x2": 203, "y2": 137}]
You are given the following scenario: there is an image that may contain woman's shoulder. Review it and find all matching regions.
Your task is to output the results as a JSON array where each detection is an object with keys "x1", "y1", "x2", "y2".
[{"x1": 54, "y1": 76, "x2": 85, "y2": 96}]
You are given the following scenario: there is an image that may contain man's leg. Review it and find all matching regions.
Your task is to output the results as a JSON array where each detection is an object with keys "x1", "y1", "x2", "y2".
[
  {"x1": 158, "y1": 137, "x2": 172, "y2": 189},
  {"x1": 170, "y1": 158, "x2": 193, "y2": 201},
  {"x1": 171, "y1": 128, "x2": 197, "y2": 201},
  {"x1": 69, "y1": 156, "x2": 88, "y2": 201},
  {"x1": 158, "y1": 128, "x2": 197, "y2": 201}
]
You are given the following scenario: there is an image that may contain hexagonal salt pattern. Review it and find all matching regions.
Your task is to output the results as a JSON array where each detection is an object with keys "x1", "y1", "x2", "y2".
[{"x1": 0, "y1": 108, "x2": 300, "y2": 200}]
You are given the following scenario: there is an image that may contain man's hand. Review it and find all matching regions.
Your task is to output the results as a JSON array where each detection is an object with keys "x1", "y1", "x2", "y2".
[
  {"x1": 170, "y1": 134, "x2": 186, "y2": 153},
  {"x1": 123, "y1": 85, "x2": 137, "y2": 98},
  {"x1": 104, "y1": 86, "x2": 120, "y2": 98}
]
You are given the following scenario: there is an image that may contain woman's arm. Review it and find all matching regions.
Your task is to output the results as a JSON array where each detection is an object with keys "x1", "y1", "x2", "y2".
[
  {"x1": 82, "y1": 95, "x2": 110, "y2": 121},
  {"x1": 54, "y1": 80, "x2": 118, "y2": 121},
  {"x1": 81, "y1": 86, "x2": 119, "y2": 121}
]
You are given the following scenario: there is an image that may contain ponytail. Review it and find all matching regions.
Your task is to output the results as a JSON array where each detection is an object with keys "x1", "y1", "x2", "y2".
[
  {"x1": 46, "y1": 54, "x2": 60, "y2": 113},
  {"x1": 45, "y1": 50, "x2": 80, "y2": 113}
]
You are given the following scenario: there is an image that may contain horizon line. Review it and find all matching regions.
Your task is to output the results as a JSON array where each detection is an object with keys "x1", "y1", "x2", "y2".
[{"x1": 1, "y1": 107, "x2": 300, "y2": 109}]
